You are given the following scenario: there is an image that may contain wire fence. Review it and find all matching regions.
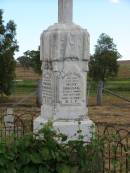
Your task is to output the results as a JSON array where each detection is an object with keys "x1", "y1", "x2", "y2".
[{"x1": 87, "y1": 80, "x2": 130, "y2": 107}]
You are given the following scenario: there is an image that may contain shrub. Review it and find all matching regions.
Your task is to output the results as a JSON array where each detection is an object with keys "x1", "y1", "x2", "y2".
[{"x1": 0, "y1": 123, "x2": 104, "y2": 173}]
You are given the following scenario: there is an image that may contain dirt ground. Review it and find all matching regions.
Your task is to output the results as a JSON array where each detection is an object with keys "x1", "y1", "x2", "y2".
[
  {"x1": 88, "y1": 96, "x2": 130, "y2": 131},
  {"x1": 89, "y1": 104, "x2": 130, "y2": 124},
  {"x1": 1, "y1": 95, "x2": 130, "y2": 128}
]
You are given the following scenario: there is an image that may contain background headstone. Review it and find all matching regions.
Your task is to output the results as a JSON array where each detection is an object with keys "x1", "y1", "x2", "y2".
[{"x1": 4, "y1": 107, "x2": 14, "y2": 129}]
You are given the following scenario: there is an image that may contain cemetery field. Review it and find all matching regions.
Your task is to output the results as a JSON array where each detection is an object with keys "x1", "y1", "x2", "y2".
[
  {"x1": 89, "y1": 102, "x2": 130, "y2": 146},
  {"x1": 13, "y1": 78, "x2": 130, "y2": 96},
  {"x1": 7, "y1": 78, "x2": 130, "y2": 127},
  {"x1": 13, "y1": 60, "x2": 130, "y2": 96},
  {"x1": 1, "y1": 60, "x2": 130, "y2": 127},
  {"x1": 88, "y1": 78, "x2": 130, "y2": 128},
  {"x1": 117, "y1": 60, "x2": 130, "y2": 79},
  {"x1": 13, "y1": 80, "x2": 37, "y2": 95},
  {"x1": 89, "y1": 101, "x2": 130, "y2": 124}
]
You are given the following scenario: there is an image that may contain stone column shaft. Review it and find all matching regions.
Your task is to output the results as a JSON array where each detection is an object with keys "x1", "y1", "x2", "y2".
[{"x1": 58, "y1": 0, "x2": 73, "y2": 23}]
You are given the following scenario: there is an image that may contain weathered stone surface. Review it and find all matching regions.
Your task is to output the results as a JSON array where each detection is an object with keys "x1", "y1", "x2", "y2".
[
  {"x1": 34, "y1": 118, "x2": 93, "y2": 141},
  {"x1": 34, "y1": 0, "x2": 93, "y2": 140},
  {"x1": 40, "y1": 23, "x2": 90, "y2": 62},
  {"x1": 58, "y1": 0, "x2": 73, "y2": 23},
  {"x1": 4, "y1": 108, "x2": 14, "y2": 129},
  {"x1": 40, "y1": 23, "x2": 90, "y2": 121}
]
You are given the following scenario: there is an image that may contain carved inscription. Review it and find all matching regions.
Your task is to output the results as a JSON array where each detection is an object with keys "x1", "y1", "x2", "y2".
[
  {"x1": 61, "y1": 73, "x2": 81, "y2": 105},
  {"x1": 42, "y1": 71, "x2": 53, "y2": 105}
]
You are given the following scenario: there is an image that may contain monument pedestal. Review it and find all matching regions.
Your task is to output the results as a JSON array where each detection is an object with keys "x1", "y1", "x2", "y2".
[{"x1": 34, "y1": 117, "x2": 93, "y2": 141}]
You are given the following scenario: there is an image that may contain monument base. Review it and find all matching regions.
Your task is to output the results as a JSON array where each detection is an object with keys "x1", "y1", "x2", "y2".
[{"x1": 34, "y1": 116, "x2": 94, "y2": 141}]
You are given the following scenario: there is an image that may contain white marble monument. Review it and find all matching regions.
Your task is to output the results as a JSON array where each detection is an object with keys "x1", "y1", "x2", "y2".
[{"x1": 34, "y1": 0, "x2": 93, "y2": 140}]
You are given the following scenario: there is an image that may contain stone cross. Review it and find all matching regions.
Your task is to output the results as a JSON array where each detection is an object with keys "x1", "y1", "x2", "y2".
[{"x1": 58, "y1": 0, "x2": 73, "y2": 23}]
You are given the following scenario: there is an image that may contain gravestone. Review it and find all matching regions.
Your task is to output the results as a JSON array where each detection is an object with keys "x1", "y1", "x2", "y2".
[
  {"x1": 34, "y1": 0, "x2": 93, "y2": 140},
  {"x1": 4, "y1": 107, "x2": 14, "y2": 130}
]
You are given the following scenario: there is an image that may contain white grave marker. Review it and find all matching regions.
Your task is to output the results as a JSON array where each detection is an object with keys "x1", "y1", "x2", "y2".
[
  {"x1": 34, "y1": 0, "x2": 94, "y2": 141},
  {"x1": 4, "y1": 107, "x2": 14, "y2": 128}
]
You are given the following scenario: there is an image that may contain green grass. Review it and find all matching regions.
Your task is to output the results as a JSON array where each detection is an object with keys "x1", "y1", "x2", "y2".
[
  {"x1": 10, "y1": 79, "x2": 130, "y2": 99},
  {"x1": 88, "y1": 79, "x2": 130, "y2": 98},
  {"x1": 12, "y1": 80, "x2": 37, "y2": 95},
  {"x1": 88, "y1": 80, "x2": 130, "y2": 91},
  {"x1": 105, "y1": 80, "x2": 130, "y2": 91},
  {"x1": 14, "y1": 80, "x2": 37, "y2": 87}
]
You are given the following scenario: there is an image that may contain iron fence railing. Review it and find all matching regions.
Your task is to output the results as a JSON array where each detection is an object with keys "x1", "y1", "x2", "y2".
[
  {"x1": 0, "y1": 109, "x2": 129, "y2": 173},
  {"x1": 95, "y1": 123, "x2": 130, "y2": 173},
  {"x1": 0, "y1": 108, "x2": 34, "y2": 143}
]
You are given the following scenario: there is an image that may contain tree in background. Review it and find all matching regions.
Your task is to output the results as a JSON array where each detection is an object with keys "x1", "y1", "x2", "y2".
[
  {"x1": 89, "y1": 33, "x2": 121, "y2": 105},
  {"x1": 0, "y1": 9, "x2": 18, "y2": 96},
  {"x1": 17, "y1": 48, "x2": 41, "y2": 107},
  {"x1": 17, "y1": 48, "x2": 41, "y2": 75},
  {"x1": 89, "y1": 33, "x2": 121, "y2": 82},
  {"x1": 17, "y1": 51, "x2": 32, "y2": 69}
]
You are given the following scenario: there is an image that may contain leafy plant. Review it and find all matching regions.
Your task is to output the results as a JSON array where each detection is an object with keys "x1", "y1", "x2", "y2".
[{"x1": 0, "y1": 123, "x2": 128, "y2": 173}]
